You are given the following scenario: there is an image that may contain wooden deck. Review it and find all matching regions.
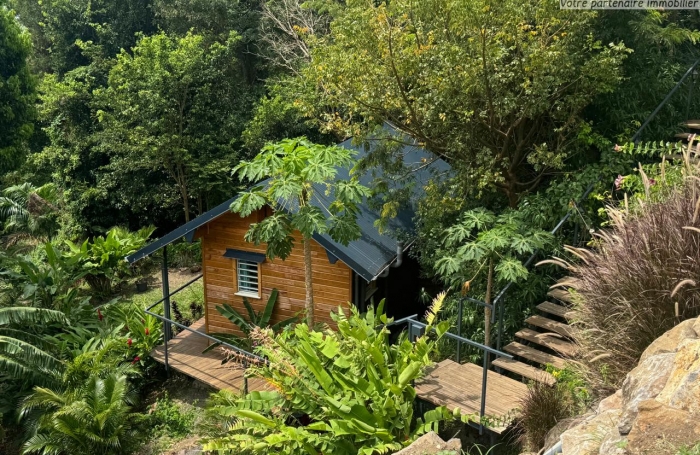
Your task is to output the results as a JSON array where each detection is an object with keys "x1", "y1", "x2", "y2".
[
  {"x1": 151, "y1": 318, "x2": 270, "y2": 392},
  {"x1": 416, "y1": 359, "x2": 529, "y2": 434}
]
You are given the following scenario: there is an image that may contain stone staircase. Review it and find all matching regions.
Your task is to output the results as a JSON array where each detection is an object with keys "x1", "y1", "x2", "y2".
[{"x1": 492, "y1": 278, "x2": 579, "y2": 386}]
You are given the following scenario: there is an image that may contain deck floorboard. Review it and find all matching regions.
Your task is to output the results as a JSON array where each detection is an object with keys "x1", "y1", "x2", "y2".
[
  {"x1": 151, "y1": 318, "x2": 271, "y2": 393},
  {"x1": 415, "y1": 359, "x2": 528, "y2": 434}
]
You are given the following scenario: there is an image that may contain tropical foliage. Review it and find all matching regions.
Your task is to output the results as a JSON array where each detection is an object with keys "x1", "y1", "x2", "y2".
[
  {"x1": 0, "y1": 307, "x2": 66, "y2": 387},
  {"x1": 65, "y1": 226, "x2": 155, "y2": 294},
  {"x1": 21, "y1": 374, "x2": 142, "y2": 455},
  {"x1": 297, "y1": 0, "x2": 628, "y2": 206},
  {"x1": 203, "y1": 298, "x2": 466, "y2": 455},
  {"x1": 434, "y1": 209, "x2": 552, "y2": 346},
  {"x1": 210, "y1": 289, "x2": 299, "y2": 351},
  {"x1": 0, "y1": 1, "x2": 36, "y2": 176},
  {"x1": 0, "y1": 183, "x2": 59, "y2": 242}
]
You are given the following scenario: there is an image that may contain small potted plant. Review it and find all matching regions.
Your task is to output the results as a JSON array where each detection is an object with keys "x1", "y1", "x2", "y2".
[{"x1": 135, "y1": 278, "x2": 148, "y2": 293}]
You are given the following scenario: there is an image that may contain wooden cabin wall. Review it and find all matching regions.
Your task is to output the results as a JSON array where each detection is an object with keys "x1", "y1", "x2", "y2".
[{"x1": 196, "y1": 209, "x2": 352, "y2": 335}]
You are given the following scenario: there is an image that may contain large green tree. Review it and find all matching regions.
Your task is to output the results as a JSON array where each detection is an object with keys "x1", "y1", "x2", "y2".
[
  {"x1": 0, "y1": 2, "x2": 36, "y2": 176},
  {"x1": 297, "y1": 0, "x2": 628, "y2": 206},
  {"x1": 99, "y1": 32, "x2": 254, "y2": 222},
  {"x1": 231, "y1": 138, "x2": 370, "y2": 325},
  {"x1": 11, "y1": 0, "x2": 155, "y2": 75}
]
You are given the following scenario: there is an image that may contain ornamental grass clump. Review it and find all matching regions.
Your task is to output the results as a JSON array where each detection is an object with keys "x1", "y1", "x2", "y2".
[
  {"x1": 565, "y1": 179, "x2": 700, "y2": 391},
  {"x1": 517, "y1": 379, "x2": 574, "y2": 452}
]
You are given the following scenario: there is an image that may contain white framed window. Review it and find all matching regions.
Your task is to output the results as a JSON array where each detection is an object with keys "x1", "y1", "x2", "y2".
[{"x1": 236, "y1": 259, "x2": 260, "y2": 298}]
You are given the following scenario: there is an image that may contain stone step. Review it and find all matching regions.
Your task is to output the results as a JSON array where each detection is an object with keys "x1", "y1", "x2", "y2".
[
  {"x1": 526, "y1": 315, "x2": 576, "y2": 339},
  {"x1": 492, "y1": 357, "x2": 556, "y2": 386},
  {"x1": 516, "y1": 328, "x2": 578, "y2": 357},
  {"x1": 504, "y1": 342, "x2": 566, "y2": 369},
  {"x1": 537, "y1": 301, "x2": 575, "y2": 321}
]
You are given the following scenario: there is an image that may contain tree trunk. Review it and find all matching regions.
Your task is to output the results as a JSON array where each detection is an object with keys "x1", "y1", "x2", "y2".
[
  {"x1": 484, "y1": 256, "x2": 494, "y2": 347},
  {"x1": 303, "y1": 235, "x2": 315, "y2": 325},
  {"x1": 181, "y1": 185, "x2": 190, "y2": 222}
]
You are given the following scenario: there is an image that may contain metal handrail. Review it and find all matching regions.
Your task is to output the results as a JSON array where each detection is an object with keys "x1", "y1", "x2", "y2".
[
  {"x1": 145, "y1": 274, "x2": 204, "y2": 311},
  {"x1": 386, "y1": 314, "x2": 512, "y2": 435},
  {"x1": 631, "y1": 58, "x2": 700, "y2": 143},
  {"x1": 146, "y1": 266, "x2": 266, "y2": 395},
  {"x1": 146, "y1": 303, "x2": 266, "y2": 395},
  {"x1": 145, "y1": 307, "x2": 267, "y2": 364}
]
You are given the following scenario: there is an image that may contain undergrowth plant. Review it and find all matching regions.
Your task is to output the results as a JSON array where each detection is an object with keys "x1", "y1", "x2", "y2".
[
  {"x1": 65, "y1": 226, "x2": 155, "y2": 295},
  {"x1": 148, "y1": 392, "x2": 196, "y2": 439},
  {"x1": 208, "y1": 289, "x2": 298, "y2": 352},
  {"x1": 203, "y1": 296, "x2": 470, "y2": 455},
  {"x1": 516, "y1": 379, "x2": 574, "y2": 452}
]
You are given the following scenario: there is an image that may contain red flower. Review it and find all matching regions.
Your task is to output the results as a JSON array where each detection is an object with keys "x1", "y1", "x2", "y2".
[
  {"x1": 97, "y1": 308, "x2": 103, "y2": 321},
  {"x1": 127, "y1": 338, "x2": 133, "y2": 347},
  {"x1": 131, "y1": 356, "x2": 140, "y2": 364},
  {"x1": 144, "y1": 328, "x2": 150, "y2": 335}
]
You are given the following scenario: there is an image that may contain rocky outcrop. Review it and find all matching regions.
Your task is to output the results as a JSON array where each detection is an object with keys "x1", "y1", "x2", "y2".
[
  {"x1": 547, "y1": 318, "x2": 700, "y2": 455},
  {"x1": 394, "y1": 432, "x2": 461, "y2": 455}
]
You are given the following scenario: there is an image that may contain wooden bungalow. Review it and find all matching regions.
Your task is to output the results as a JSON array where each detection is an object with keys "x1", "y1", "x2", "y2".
[{"x1": 125, "y1": 131, "x2": 451, "y2": 389}]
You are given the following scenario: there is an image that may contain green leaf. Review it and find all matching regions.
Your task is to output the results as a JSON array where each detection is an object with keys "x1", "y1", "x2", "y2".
[
  {"x1": 495, "y1": 256, "x2": 529, "y2": 283},
  {"x1": 235, "y1": 409, "x2": 277, "y2": 428},
  {"x1": 398, "y1": 361, "x2": 422, "y2": 388}
]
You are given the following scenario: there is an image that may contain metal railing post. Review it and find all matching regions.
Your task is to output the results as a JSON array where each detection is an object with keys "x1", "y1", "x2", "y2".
[
  {"x1": 456, "y1": 299, "x2": 463, "y2": 363},
  {"x1": 163, "y1": 325, "x2": 170, "y2": 375},
  {"x1": 161, "y1": 245, "x2": 171, "y2": 375},
  {"x1": 480, "y1": 351, "x2": 489, "y2": 435},
  {"x1": 497, "y1": 297, "x2": 504, "y2": 354},
  {"x1": 162, "y1": 246, "x2": 172, "y2": 342},
  {"x1": 244, "y1": 360, "x2": 249, "y2": 396}
]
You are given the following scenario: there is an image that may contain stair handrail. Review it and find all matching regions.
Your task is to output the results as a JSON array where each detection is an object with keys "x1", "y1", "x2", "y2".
[
  {"x1": 631, "y1": 58, "x2": 700, "y2": 143},
  {"x1": 385, "y1": 315, "x2": 513, "y2": 435}
]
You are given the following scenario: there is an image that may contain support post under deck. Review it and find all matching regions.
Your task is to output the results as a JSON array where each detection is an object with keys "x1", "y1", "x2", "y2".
[{"x1": 162, "y1": 245, "x2": 172, "y2": 375}]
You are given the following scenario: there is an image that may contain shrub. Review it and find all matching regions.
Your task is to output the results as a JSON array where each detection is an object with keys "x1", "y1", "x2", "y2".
[
  {"x1": 209, "y1": 289, "x2": 299, "y2": 352},
  {"x1": 149, "y1": 393, "x2": 196, "y2": 439},
  {"x1": 202, "y1": 297, "x2": 466, "y2": 455},
  {"x1": 65, "y1": 226, "x2": 155, "y2": 295},
  {"x1": 21, "y1": 374, "x2": 144, "y2": 455},
  {"x1": 566, "y1": 180, "x2": 700, "y2": 390},
  {"x1": 517, "y1": 380, "x2": 574, "y2": 452},
  {"x1": 169, "y1": 239, "x2": 202, "y2": 268},
  {"x1": 1, "y1": 242, "x2": 84, "y2": 309}
]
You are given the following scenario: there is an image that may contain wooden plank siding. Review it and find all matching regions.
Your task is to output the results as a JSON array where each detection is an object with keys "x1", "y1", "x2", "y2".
[{"x1": 195, "y1": 210, "x2": 353, "y2": 335}]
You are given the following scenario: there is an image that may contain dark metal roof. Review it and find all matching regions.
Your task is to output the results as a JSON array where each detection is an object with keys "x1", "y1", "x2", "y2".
[{"x1": 126, "y1": 127, "x2": 451, "y2": 281}]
